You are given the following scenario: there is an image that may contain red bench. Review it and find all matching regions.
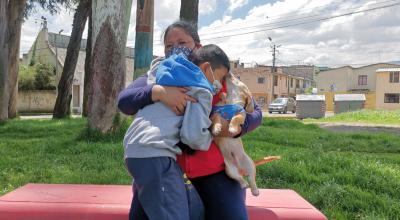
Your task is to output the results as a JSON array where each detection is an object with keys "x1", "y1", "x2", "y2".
[{"x1": 0, "y1": 184, "x2": 327, "y2": 220}]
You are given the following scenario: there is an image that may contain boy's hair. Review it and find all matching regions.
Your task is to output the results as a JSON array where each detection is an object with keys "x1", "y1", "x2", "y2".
[{"x1": 191, "y1": 44, "x2": 230, "y2": 72}]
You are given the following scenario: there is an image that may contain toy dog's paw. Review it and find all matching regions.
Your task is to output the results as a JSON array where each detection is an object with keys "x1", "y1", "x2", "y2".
[
  {"x1": 251, "y1": 188, "x2": 260, "y2": 196},
  {"x1": 212, "y1": 124, "x2": 222, "y2": 135}
]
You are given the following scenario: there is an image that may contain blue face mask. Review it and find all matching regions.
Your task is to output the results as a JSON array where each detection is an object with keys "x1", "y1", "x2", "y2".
[{"x1": 166, "y1": 45, "x2": 193, "y2": 58}]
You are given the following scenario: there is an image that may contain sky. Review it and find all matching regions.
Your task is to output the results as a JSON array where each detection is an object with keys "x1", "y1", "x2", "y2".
[{"x1": 20, "y1": 0, "x2": 400, "y2": 68}]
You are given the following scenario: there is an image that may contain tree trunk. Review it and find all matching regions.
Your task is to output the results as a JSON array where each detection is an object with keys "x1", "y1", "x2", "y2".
[
  {"x1": 82, "y1": 6, "x2": 92, "y2": 117},
  {"x1": 0, "y1": 0, "x2": 9, "y2": 121},
  {"x1": 180, "y1": 0, "x2": 199, "y2": 29},
  {"x1": 88, "y1": 0, "x2": 132, "y2": 132},
  {"x1": 53, "y1": 0, "x2": 91, "y2": 119},
  {"x1": 7, "y1": 0, "x2": 26, "y2": 118}
]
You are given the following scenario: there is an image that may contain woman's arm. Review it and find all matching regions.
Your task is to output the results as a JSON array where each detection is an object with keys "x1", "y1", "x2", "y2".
[
  {"x1": 239, "y1": 99, "x2": 262, "y2": 136},
  {"x1": 117, "y1": 75, "x2": 198, "y2": 116},
  {"x1": 117, "y1": 75, "x2": 154, "y2": 115}
]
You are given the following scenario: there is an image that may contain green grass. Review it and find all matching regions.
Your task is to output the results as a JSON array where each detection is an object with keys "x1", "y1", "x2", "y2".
[
  {"x1": 305, "y1": 109, "x2": 400, "y2": 125},
  {"x1": 1, "y1": 118, "x2": 400, "y2": 220}
]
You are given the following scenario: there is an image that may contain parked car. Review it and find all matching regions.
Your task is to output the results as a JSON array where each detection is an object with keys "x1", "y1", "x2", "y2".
[{"x1": 268, "y1": 97, "x2": 296, "y2": 114}]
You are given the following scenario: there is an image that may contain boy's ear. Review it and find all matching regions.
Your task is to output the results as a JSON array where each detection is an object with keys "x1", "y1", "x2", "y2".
[{"x1": 198, "y1": 62, "x2": 211, "y2": 74}]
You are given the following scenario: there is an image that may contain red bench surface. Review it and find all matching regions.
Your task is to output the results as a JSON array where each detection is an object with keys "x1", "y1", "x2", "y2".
[{"x1": 0, "y1": 184, "x2": 327, "y2": 220}]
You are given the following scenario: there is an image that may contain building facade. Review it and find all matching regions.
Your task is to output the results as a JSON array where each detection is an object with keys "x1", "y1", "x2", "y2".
[
  {"x1": 230, "y1": 61, "x2": 314, "y2": 109},
  {"x1": 316, "y1": 63, "x2": 400, "y2": 110},
  {"x1": 21, "y1": 21, "x2": 134, "y2": 114},
  {"x1": 376, "y1": 68, "x2": 400, "y2": 110}
]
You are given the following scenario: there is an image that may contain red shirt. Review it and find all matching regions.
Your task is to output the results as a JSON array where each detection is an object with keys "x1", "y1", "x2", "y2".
[{"x1": 176, "y1": 82, "x2": 227, "y2": 178}]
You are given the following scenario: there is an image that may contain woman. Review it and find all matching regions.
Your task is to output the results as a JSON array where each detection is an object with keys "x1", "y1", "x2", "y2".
[{"x1": 118, "y1": 20, "x2": 262, "y2": 220}]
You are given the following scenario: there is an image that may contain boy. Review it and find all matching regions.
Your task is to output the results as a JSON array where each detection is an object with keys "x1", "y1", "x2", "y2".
[{"x1": 123, "y1": 44, "x2": 230, "y2": 220}]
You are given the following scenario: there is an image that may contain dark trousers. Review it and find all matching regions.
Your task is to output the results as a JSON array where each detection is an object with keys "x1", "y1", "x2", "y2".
[
  {"x1": 125, "y1": 157, "x2": 204, "y2": 220},
  {"x1": 191, "y1": 171, "x2": 248, "y2": 220}
]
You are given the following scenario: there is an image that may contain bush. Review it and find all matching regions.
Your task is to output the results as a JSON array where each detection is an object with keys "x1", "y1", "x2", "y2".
[
  {"x1": 18, "y1": 65, "x2": 36, "y2": 90},
  {"x1": 18, "y1": 63, "x2": 56, "y2": 91},
  {"x1": 34, "y1": 63, "x2": 56, "y2": 90}
]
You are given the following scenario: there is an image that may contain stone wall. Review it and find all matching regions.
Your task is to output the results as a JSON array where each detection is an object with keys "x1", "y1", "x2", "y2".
[{"x1": 18, "y1": 90, "x2": 57, "y2": 113}]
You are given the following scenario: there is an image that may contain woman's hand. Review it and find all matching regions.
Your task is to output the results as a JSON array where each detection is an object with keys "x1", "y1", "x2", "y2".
[
  {"x1": 210, "y1": 115, "x2": 242, "y2": 137},
  {"x1": 152, "y1": 85, "x2": 197, "y2": 115}
]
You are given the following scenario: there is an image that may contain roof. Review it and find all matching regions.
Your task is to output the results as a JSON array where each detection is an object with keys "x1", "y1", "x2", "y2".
[
  {"x1": 48, "y1": 32, "x2": 134, "y2": 58},
  {"x1": 296, "y1": 95, "x2": 325, "y2": 101},
  {"x1": 334, "y1": 94, "x2": 366, "y2": 101},
  {"x1": 376, "y1": 68, "x2": 400, "y2": 72}
]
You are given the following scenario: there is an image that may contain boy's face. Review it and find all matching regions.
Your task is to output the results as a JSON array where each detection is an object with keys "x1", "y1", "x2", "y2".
[{"x1": 199, "y1": 62, "x2": 228, "y2": 83}]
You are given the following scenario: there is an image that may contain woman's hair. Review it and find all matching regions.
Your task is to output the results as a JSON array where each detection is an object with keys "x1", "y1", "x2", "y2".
[
  {"x1": 162, "y1": 20, "x2": 201, "y2": 44},
  {"x1": 191, "y1": 44, "x2": 230, "y2": 72}
]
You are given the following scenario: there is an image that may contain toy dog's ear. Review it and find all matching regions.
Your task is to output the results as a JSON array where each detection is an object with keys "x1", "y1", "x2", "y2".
[{"x1": 244, "y1": 94, "x2": 254, "y2": 113}]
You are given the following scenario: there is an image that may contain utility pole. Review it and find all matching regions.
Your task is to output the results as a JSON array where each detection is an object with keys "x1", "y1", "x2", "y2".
[
  {"x1": 268, "y1": 37, "x2": 280, "y2": 102},
  {"x1": 133, "y1": 0, "x2": 154, "y2": 80}
]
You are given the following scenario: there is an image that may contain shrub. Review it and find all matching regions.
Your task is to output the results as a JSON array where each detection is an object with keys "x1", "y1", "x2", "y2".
[
  {"x1": 18, "y1": 63, "x2": 57, "y2": 91},
  {"x1": 18, "y1": 65, "x2": 36, "y2": 90},
  {"x1": 34, "y1": 63, "x2": 56, "y2": 90}
]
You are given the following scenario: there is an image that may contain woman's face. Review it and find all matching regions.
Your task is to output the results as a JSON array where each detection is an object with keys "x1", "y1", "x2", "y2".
[{"x1": 164, "y1": 27, "x2": 201, "y2": 55}]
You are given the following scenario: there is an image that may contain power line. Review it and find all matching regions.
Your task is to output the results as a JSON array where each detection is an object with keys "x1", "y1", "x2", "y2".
[
  {"x1": 151, "y1": 1, "x2": 400, "y2": 46},
  {"x1": 198, "y1": 0, "x2": 399, "y2": 37},
  {"x1": 200, "y1": 1, "x2": 400, "y2": 42}
]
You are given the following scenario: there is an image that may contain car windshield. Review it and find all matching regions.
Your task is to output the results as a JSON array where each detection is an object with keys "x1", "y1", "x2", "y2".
[{"x1": 272, "y1": 98, "x2": 287, "y2": 104}]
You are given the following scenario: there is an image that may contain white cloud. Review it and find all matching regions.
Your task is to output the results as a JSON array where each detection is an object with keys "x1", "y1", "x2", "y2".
[
  {"x1": 20, "y1": 0, "x2": 400, "y2": 67},
  {"x1": 227, "y1": 0, "x2": 249, "y2": 12},
  {"x1": 199, "y1": 0, "x2": 217, "y2": 15}
]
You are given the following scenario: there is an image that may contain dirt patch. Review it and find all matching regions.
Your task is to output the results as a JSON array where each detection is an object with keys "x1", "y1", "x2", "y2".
[{"x1": 313, "y1": 122, "x2": 400, "y2": 135}]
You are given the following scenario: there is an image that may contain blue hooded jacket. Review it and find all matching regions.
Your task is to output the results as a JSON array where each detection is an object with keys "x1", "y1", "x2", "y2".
[{"x1": 156, "y1": 54, "x2": 215, "y2": 93}]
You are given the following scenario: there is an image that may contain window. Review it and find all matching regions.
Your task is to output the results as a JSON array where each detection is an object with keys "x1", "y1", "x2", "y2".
[
  {"x1": 258, "y1": 97, "x2": 265, "y2": 106},
  {"x1": 290, "y1": 78, "x2": 293, "y2": 87},
  {"x1": 296, "y1": 79, "x2": 300, "y2": 88},
  {"x1": 273, "y1": 76, "x2": 278, "y2": 86},
  {"x1": 234, "y1": 63, "x2": 238, "y2": 68},
  {"x1": 390, "y1": 72, "x2": 400, "y2": 83},
  {"x1": 258, "y1": 77, "x2": 265, "y2": 84},
  {"x1": 303, "y1": 80, "x2": 307, "y2": 88},
  {"x1": 384, "y1": 93, "x2": 400, "y2": 103},
  {"x1": 358, "y1": 75, "x2": 367, "y2": 85}
]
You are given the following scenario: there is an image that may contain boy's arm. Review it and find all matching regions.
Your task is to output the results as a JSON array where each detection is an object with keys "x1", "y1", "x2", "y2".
[{"x1": 180, "y1": 88, "x2": 213, "y2": 151}]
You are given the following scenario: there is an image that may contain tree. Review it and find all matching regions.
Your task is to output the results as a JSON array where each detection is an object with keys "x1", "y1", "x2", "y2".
[
  {"x1": 88, "y1": 0, "x2": 132, "y2": 132},
  {"x1": 7, "y1": 0, "x2": 26, "y2": 119},
  {"x1": 82, "y1": 7, "x2": 92, "y2": 117},
  {"x1": 1, "y1": 0, "x2": 71, "y2": 120},
  {"x1": 53, "y1": 0, "x2": 91, "y2": 119},
  {"x1": 0, "y1": 0, "x2": 9, "y2": 122},
  {"x1": 180, "y1": 0, "x2": 199, "y2": 29}
]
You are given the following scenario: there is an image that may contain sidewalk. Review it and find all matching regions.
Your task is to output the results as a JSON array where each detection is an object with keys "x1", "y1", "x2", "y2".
[{"x1": 19, "y1": 114, "x2": 82, "y2": 119}]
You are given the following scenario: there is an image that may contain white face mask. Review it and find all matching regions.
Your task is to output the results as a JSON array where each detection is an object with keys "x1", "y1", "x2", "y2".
[{"x1": 209, "y1": 67, "x2": 222, "y2": 94}]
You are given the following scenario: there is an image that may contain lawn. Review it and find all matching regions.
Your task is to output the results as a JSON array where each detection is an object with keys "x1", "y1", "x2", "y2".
[
  {"x1": 1, "y1": 118, "x2": 399, "y2": 220},
  {"x1": 305, "y1": 109, "x2": 400, "y2": 125}
]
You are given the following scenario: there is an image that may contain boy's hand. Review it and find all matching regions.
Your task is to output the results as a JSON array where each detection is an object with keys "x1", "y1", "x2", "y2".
[{"x1": 152, "y1": 85, "x2": 197, "y2": 115}]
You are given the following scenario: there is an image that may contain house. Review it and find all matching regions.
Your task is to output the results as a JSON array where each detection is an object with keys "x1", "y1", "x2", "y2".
[
  {"x1": 376, "y1": 68, "x2": 400, "y2": 110},
  {"x1": 20, "y1": 21, "x2": 134, "y2": 114},
  {"x1": 230, "y1": 61, "x2": 313, "y2": 109},
  {"x1": 316, "y1": 63, "x2": 400, "y2": 111}
]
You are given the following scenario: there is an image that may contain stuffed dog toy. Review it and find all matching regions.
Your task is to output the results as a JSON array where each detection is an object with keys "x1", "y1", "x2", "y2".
[{"x1": 211, "y1": 73, "x2": 260, "y2": 196}]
